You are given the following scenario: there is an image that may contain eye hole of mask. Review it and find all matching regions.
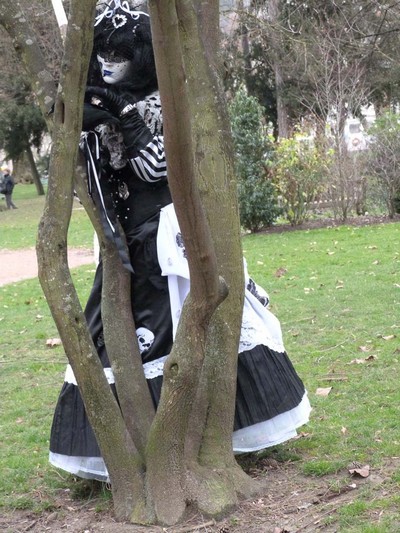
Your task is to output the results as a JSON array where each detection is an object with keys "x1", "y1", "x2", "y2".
[{"x1": 98, "y1": 50, "x2": 128, "y2": 63}]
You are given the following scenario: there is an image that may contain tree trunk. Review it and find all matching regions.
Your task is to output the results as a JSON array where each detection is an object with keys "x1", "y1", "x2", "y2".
[
  {"x1": 269, "y1": 0, "x2": 290, "y2": 138},
  {"x1": 13, "y1": 153, "x2": 31, "y2": 183},
  {"x1": 4, "y1": 0, "x2": 262, "y2": 526},
  {"x1": 25, "y1": 145, "x2": 45, "y2": 195},
  {"x1": 35, "y1": 0, "x2": 145, "y2": 521},
  {"x1": 144, "y1": 0, "x2": 261, "y2": 524},
  {"x1": 0, "y1": 0, "x2": 57, "y2": 120}
]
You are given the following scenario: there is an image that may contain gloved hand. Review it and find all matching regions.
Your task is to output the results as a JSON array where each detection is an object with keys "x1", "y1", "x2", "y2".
[
  {"x1": 82, "y1": 103, "x2": 119, "y2": 131},
  {"x1": 86, "y1": 86, "x2": 135, "y2": 117},
  {"x1": 85, "y1": 87, "x2": 153, "y2": 156}
]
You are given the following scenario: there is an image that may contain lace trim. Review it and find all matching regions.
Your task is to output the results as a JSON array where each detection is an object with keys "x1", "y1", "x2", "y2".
[
  {"x1": 239, "y1": 296, "x2": 285, "y2": 354},
  {"x1": 95, "y1": 91, "x2": 162, "y2": 171},
  {"x1": 64, "y1": 356, "x2": 168, "y2": 386},
  {"x1": 143, "y1": 355, "x2": 167, "y2": 378}
]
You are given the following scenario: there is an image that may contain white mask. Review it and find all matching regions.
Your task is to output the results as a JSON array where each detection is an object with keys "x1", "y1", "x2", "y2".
[{"x1": 97, "y1": 53, "x2": 132, "y2": 84}]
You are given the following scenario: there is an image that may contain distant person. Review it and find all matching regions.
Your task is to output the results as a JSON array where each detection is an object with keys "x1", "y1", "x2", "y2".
[{"x1": 2, "y1": 168, "x2": 17, "y2": 209}]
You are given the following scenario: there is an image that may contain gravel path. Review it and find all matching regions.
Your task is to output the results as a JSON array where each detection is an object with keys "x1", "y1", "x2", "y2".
[{"x1": 0, "y1": 247, "x2": 94, "y2": 286}]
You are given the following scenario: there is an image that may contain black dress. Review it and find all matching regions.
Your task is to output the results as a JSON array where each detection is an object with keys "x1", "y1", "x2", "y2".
[{"x1": 49, "y1": 91, "x2": 311, "y2": 481}]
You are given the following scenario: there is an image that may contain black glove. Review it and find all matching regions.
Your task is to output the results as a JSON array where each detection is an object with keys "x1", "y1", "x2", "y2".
[
  {"x1": 82, "y1": 103, "x2": 119, "y2": 131},
  {"x1": 85, "y1": 87, "x2": 153, "y2": 156},
  {"x1": 86, "y1": 86, "x2": 132, "y2": 117}
]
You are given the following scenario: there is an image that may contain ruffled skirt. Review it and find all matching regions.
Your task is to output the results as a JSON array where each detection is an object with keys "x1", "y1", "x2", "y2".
[{"x1": 49, "y1": 204, "x2": 311, "y2": 481}]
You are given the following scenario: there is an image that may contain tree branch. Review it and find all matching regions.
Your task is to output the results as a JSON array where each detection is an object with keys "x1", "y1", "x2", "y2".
[{"x1": 0, "y1": 0, "x2": 57, "y2": 120}]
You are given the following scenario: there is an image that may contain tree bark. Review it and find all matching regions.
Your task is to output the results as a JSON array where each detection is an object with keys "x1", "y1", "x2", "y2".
[
  {"x1": 25, "y1": 144, "x2": 45, "y2": 195},
  {"x1": 35, "y1": 1, "x2": 145, "y2": 521},
  {"x1": 144, "y1": 0, "x2": 230, "y2": 524},
  {"x1": 144, "y1": 0, "x2": 260, "y2": 524},
  {"x1": 184, "y1": 0, "x2": 261, "y2": 502},
  {"x1": 0, "y1": 0, "x2": 57, "y2": 121},
  {"x1": 268, "y1": 0, "x2": 290, "y2": 138}
]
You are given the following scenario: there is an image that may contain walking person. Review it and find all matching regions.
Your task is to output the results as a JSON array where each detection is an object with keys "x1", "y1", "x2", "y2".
[{"x1": 2, "y1": 167, "x2": 17, "y2": 209}]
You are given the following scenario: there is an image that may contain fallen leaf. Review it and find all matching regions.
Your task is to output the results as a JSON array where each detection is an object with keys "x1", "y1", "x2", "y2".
[
  {"x1": 46, "y1": 338, "x2": 62, "y2": 347},
  {"x1": 316, "y1": 387, "x2": 332, "y2": 396},
  {"x1": 341, "y1": 427, "x2": 347, "y2": 435},
  {"x1": 275, "y1": 267, "x2": 287, "y2": 278},
  {"x1": 349, "y1": 464, "x2": 370, "y2": 478},
  {"x1": 382, "y1": 335, "x2": 396, "y2": 341},
  {"x1": 372, "y1": 260, "x2": 379, "y2": 265}
]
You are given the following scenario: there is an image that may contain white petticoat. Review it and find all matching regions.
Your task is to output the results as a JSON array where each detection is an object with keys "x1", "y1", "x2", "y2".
[{"x1": 49, "y1": 203, "x2": 311, "y2": 481}]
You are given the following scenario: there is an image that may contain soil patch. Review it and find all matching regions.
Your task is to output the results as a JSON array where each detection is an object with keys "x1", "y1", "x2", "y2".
[
  {"x1": 0, "y1": 247, "x2": 94, "y2": 287},
  {"x1": 1, "y1": 457, "x2": 399, "y2": 532}
]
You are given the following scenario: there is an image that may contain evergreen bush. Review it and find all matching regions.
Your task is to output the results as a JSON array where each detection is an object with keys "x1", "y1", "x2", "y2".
[{"x1": 229, "y1": 88, "x2": 280, "y2": 232}]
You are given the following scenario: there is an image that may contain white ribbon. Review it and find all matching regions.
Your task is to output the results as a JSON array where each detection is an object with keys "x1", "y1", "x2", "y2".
[
  {"x1": 95, "y1": 0, "x2": 149, "y2": 27},
  {"x1": 83, "y1": 132, "x2": 116, "y2": 233}
]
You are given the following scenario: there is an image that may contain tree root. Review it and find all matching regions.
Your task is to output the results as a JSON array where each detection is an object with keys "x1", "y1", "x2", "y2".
[{"x1": 185, "y1": 462, "x2": 264, "y2": 518}]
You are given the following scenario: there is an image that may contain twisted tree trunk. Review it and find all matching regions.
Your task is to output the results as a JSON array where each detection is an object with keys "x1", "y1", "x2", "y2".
[{"x1": 2, "y1": 0, "x2": 262, "y2": 525}]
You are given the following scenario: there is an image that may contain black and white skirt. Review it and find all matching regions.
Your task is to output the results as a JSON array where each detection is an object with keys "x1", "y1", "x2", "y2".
[{"x1": 49, "y1": 204, "x2": 311, "y2": 481}]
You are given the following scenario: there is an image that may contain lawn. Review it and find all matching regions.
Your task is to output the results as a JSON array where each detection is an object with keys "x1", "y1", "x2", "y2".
[
  {"x1": 0, "y1": 184, "x2": 94, "y2": 250},
  {"x1": 1, "y1": 185, "x2": 399, "y2": 531}
]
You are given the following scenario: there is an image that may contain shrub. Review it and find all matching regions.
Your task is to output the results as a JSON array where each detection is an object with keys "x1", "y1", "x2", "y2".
[
  {"x1": 269, "y1": 133, "x2": 328, "y2": 225},
  {"x1": 229, "y1": 88, "x2": 280, "y2": 232}
]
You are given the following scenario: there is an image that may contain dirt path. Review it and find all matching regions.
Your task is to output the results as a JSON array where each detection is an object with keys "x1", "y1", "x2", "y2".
[{"x1": 0, "y1": 247, "x2": 94, "y2": 286}]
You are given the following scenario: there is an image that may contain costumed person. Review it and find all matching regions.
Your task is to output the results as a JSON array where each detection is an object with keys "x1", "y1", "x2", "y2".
[{"x1": 49, "y1": 0, "x2": 311, "y2": 482}]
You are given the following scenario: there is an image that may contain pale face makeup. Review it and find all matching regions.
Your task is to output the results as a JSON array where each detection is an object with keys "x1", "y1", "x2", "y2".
[{"x1": 97, "y1": 53, "x2": 133, "y2": 84}]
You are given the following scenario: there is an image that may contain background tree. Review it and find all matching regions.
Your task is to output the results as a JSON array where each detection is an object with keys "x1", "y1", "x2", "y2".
[
  {"x1": 223, "y1": 1, "x2": 400, "y2": 131},
  {"x1": 221, "y1": 0, "x2": 400, "y2": 222},
  {"x1": 0, "y1": 76, "x2": 47, "y2": 194},
  {"x1": 365, "y1": 112, "x2": 400, "y2": 218},
  {"x1": 0, "y1": 0, "x2": 63, "y2": 193}
]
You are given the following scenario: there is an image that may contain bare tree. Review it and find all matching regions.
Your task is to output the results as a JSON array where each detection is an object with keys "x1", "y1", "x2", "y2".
[
  {"x1": 0, "y1": 0, "x2": 62, "y2": 192},
  {"x1": 366, "y1": 112, "x2": 400, "y2": 218},
  {"x1": 292, "y1": 24, "x2": 370, "y2": 220},
  {"x1": 267, "y1": 0, "x2": 290, "y2": 138}
]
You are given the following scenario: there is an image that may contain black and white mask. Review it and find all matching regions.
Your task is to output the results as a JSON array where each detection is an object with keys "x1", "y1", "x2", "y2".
[{"x1": 97, "y1": 53, "x2": 133, "y2": 85}]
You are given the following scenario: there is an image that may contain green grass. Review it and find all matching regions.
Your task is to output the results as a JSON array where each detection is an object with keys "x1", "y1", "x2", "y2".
[
  {"x1": 0, "y1": 184, "x2": 94, "y2": 249},
  {"x1": 243, "y1": 223, "x2": 400, "y2": 467},
  {"x1": 1, "y1": 185, "x2": 400, "y2": 530}
]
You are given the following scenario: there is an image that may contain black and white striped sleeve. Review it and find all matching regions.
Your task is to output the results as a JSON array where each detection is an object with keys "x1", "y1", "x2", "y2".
[{"x1": 128, "y1": 135, "x2": 167, "y2": 183}]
